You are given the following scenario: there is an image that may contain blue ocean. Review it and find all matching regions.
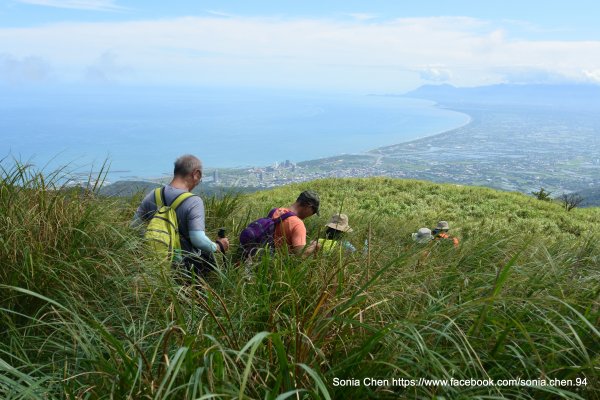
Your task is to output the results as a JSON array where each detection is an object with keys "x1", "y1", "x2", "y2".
[{"x1": 1, "y1": 86, "x2": 469, "y2": 181}]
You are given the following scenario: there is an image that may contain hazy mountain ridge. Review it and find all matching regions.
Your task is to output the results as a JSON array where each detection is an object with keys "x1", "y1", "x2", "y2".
[{"x1": 403, "y1": 83, "x2": 600, "y2": 108}]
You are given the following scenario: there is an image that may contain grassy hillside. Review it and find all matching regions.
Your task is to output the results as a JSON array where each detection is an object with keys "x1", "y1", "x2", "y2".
[{"x1": 1, "y1": 165, "x2": 599, "y2": 399}]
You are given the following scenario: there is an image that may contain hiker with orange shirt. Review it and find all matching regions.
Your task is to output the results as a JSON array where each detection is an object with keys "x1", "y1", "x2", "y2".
[
  {"x1": 272, "y1": 190, "x2": 321, "y2": 257},
  {"x1": 432, "y1": 221, "x2": 460, "y2": 248}
]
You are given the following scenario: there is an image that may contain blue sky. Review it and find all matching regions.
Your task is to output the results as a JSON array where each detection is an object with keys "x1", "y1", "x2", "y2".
[{"x1": 2, "y1": 0, "x2": 600, "y2": 91}]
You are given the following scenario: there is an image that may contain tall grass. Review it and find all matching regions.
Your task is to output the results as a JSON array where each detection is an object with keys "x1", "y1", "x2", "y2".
[{"x1": 1, "y1": 166, "x2": 598, "y2": 399}]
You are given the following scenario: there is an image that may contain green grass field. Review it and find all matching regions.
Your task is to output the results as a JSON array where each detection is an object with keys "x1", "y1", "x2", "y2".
[{"x1": 1, "y1": 164, "x2": 598, "y2": 399}]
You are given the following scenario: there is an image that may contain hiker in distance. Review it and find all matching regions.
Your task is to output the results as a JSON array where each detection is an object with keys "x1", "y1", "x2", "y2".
[
  {"x1": 316, "y1": 213, "x2": 356, "y2": 254},
  {"x1": 411, "y1": 227, "x2": 434, "y2": 264},
  {"x1": 412, "y1": 227, "x2": 434, "y2": 244},
  {"x1": 132, "y1": 154, "x2": 229, "y2": 275},
  {"x1": 432, "y1": 221, "x2": 460, "y2": 248}
]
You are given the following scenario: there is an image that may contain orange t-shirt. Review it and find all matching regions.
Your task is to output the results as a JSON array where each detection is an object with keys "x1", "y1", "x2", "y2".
[
  {"x1": 435, "y1": 232, "x2": 460, "y2": 248},
  {"x1": 272, "y1": 208, "x2": 306, "y2": 251}
]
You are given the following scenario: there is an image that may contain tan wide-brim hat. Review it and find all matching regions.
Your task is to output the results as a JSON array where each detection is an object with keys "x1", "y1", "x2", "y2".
[{"x1": 325, "y1": 213, "x2": 353, "y2": 232}]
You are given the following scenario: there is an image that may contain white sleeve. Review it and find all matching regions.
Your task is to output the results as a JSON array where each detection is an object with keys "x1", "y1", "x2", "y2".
[{"x1": 189, "y1": 230, "x2": 217, "y2": 253}]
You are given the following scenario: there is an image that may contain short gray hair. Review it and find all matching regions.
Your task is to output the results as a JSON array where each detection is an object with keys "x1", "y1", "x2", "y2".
[{"x1": 174, "y1": 154, "x2": 202, "y2": 177}]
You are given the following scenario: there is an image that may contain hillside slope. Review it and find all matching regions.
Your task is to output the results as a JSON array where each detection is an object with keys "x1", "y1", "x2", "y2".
[
  {"x1": 1, "y1": 168, "x2": 599, "y2": 399},
  {"x1": 233, "y1": 177, "x2": 600, "y2": 244}
]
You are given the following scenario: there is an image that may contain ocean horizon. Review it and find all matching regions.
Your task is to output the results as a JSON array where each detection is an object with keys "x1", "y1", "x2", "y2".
[{"x1": 2, "y1": 86, "x2": 470, "y2": 181}]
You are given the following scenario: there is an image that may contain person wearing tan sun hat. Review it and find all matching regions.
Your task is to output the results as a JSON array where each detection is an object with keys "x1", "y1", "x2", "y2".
[
  {"x1": 316, "y1": 213, "x2": 356, "y2": 254},
  {"x1": 432, "y1": 221, "x2": 460, "y2": 248}
]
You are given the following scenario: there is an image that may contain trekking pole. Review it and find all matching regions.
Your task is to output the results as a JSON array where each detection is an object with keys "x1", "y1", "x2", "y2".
[
  {"x1": 218, "y1": 228, "x2": 227, "y2": 266},
  {"x1": 367, "y1": 222, "x2": 372, "y2": 279}
]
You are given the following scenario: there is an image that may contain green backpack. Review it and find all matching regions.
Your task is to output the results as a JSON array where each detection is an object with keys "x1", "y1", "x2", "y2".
[{"x1": 144, "y1": 187, "x2": 194, "y2": 262}]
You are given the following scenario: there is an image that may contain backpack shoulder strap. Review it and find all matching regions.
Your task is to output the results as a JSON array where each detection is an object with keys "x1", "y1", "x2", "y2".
[
  {"x1": 170, "y1": 191, "x2": 195, "y2": 210},
  {"x1": 278, "y1": 211, "x2": 296, "y2": 221},
  {"x1": 154, "y1": 187, "x2": 164, "y2": 208},
  {"x1": 267, "y1": 208, "x2": 296, "y2": 223},
  {"x1": 273, "y1": 211, "x2": 296, "y2": 226}
]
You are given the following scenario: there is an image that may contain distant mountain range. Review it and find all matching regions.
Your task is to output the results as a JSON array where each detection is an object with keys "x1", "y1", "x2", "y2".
[{"x1": 403, "y1": 83, "x2": 600, "y2": 109}]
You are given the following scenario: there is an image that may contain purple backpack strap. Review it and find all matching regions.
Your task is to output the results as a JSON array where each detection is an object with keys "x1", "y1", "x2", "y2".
[
  {"x1": 267, "y1": 208, "x2": 296, "y2": 224},
  {"x1": 277, "y1": 211, "x2": 296, "y2": 222}
]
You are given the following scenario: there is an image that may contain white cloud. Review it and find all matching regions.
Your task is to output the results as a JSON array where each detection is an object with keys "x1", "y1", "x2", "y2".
[
  {"x1": 1, "y1": 16, "x2": 600, "y2": 90},
  {"x1": 493, "y1": 67, "x2": 570, "y2": 84},
  {"x1": 84, "y1": 51, "x2": 131, "y2": 83},
  {"x1": 583, "y1": 69, "x2": 600, "y2": 83},
  {"x1": 16, "y1": 0, "x2": 124, "y2": 11},
  {"x1": 0, "y1": 53, "x2": 52, "y2": 84},
  {"x1": 419, "y1": 67, "x2": 452, "y2": 82}
]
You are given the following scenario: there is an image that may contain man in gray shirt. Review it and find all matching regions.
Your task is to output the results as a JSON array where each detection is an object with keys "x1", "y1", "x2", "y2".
[{"x1": 132, "y1": 154, "x2": 229, "y2": 273}]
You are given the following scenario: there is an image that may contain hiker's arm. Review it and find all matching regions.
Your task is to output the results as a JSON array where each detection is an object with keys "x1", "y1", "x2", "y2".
[
  {"x1": 292, "y1": 240, "x2": 320, "y2": 258},
  {"x1": 130, "y1": 214, "x2": 144, "y2": 230},
  {"x1": 186, "y1": 198, "x2": 227, "y2": 252},
  {"x1": 291, "y1": 245, "x2": 304, "y2": 256},
  {"x1": 343, "y1": 241, "x2": 356, "y2": 253},
  {"x1": 289, "y1": 222, "x2": 311, "y2": 257},
  {"x1": 189, "y1": 230, "x2": 230, "y2": 253},
  {"x1": 130, "y1": 192, "x2": 154, "y2": 232},
  {"x1": 189, "y1": 230, "x2": 218, "y2": 253}
]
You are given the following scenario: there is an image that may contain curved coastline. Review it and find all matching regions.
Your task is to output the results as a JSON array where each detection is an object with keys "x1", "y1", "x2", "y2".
[
  {"x1": 368, "y1": 104, "x2": 472, "y2": 155},
  {"x1": 296, "y1": 101, "x2": 473, "y2": 163},
  {"x1": 134, "y1": 102, "x2": 473, "y2": 181},
  {"x1": 107, "y1": 100, "x2": 473, "y2": 182}
]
